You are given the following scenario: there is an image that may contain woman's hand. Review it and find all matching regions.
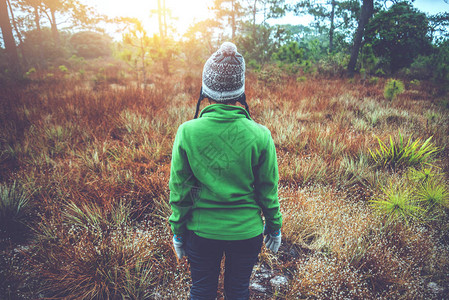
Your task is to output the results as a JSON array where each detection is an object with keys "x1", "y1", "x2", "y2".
[
  {"x1": 264, "y1": 228, "x2": 282, "y2": 253},
  {"x1": 173, "y1": 235, "x2": 186, "y2": 259}
]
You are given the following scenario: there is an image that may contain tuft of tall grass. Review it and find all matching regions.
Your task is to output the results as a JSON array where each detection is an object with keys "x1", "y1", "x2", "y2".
[
  {"x1": 78, "y1": 144, "x2": 111, "y2": 175},
  {"x1": 339, "y1": 153, "x2": 374, "y2": 185},
  {"x1": 120, "y1": 110, "x2": 150, "y2": 135},
  {"x1": 370, "y1": 180, "x2": 424, "y2": 224},
  {"x1": 278, "y1": 153, "x2": 331, "y2": 186},
  {"x1": 63, "y1": 199, "x2": 133, "y2": 233},
  {"x1": 415, "y1": 179, "x2": 449, "y2": 217},
  {"x1": 258, "y1": 105, "x2": 305, "y2": 150},
  {"x1": 356, "y1": 223, "x2": 435, "y2": 299},
  {"x1": 33, "y1": 200, "x2": 179, "y2": 299},
  {"x1": 369, "y1": 131, "x2": 439, "y2": 170},
  {"x1": 338, "y1": 153, "x2": 379, "y2": 200},
  {"x1": 0, "y1": 181, "x2": 31, "y2": 235},
  {"x1": 407, "y1": 167, "x2": 441, "y2": 182},
  {"x1": 43, "y1": 123, "x2": 74, "y2": 157},
  {"x1": 315, "y1": 126, "x2": 349, "y2": 159},
  {"x1": 351, "y1": 117, "x2": 371, "y2": 132},
  {"x1": 366, "y1": 107, "x2": 411, "y2": 128},
  {"x1": 281, "y1": 186, "x2": 379, "y2": 263}
]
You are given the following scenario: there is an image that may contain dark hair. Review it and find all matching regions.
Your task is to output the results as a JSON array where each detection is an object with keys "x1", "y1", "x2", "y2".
[{"x1": 194, "y1": 90, "x2": 250, "y2": 119}]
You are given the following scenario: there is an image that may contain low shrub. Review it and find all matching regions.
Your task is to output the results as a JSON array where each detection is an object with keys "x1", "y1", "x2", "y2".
[{"x1": 384, "y1": 79, "x2": 404, "y2": 100}]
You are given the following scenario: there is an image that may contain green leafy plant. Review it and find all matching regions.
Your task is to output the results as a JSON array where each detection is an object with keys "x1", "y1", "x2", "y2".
[
  {"x1": 248, "y1": 59, "x2": 261, "y2": 71},
  {"x1": 24, "y1": 67, "x2": 36, "y2": 79},
  {"x1": 410, "y1": 79, "x2": 420, "y2": 87},
  {"x1": 368, "y1": 76, "x2": 379, "y2": 85},
  {"x1": 360, "y1": 43, "x2": 378, "y2": 76},
  {"x1": 76, "y1": 68, "x2": 86, "y2": 81},
  {"x1": 375, "y1": 68, "x2": 385, "y2": 76},
  {"x1": 296, "y1": 76, "x2": 307, "y2": 82},
  {"x1": 369, "y1": 132, "x2": 439, "y2": 169},
  {"x1": 384, "y1": 79, "x2": 405, "y2": 100},
  {"x1": 360, "y1": 68, "x2": 366, "y2": 79},
  {"x1": 58, "y1": 65, "x2": 68, "y2": 73},
  {"x1": 272, "y1": 41, "x2": 304, "y2": 64}
]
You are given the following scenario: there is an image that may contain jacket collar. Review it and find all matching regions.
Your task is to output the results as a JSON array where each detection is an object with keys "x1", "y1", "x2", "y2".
[{"x1": 199, "y1": 104, "x2": 252, "y2": 120}]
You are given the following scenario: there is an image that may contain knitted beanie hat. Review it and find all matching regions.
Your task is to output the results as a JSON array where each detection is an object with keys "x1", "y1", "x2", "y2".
[
  {"x1": 194, "y1": 42, "x2": 248, "y2": 118},
  {"x1": 202, "y1": 42, "x2": 245, "y2": 101}
]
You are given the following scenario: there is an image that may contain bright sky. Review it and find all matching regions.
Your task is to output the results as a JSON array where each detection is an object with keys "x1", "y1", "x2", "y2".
[
  {"x1": 87, "y1": 0, "x2": 449, "y2": 39},
  {"x1": 89, "y1": 0, "x2": 212, "y2": 38},
  {"x1": 413, "y1": 0, "x2": 449, "y2": 14}
]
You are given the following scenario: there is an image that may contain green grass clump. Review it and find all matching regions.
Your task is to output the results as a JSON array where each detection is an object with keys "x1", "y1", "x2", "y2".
[
  {"x1": 296, "y1": 76, "x2": 307, "y2": 82},
  {"x1": 368, "y1": 76, "x2": 379, "y2": 85},
  {"x1": 369, "y1": 131, "x2": 439, "y2": 170},
  {"x1": 407, "y1": 167, "x2": 440, "y2": 182},
  {"x1": 410, "y1": 79, "x2": 420, "y2": 87},
  {"x1": 409, "y1": 168, "x2": 447, "y2": 216},
  {"x1": 372, "y1": 167, "x2": 449, "y2": 223},
  {"x1": 63, "y1": 199, "x2": 131, "y2": 233},
  {"x1": 0, "y1": 181, "x2": 30, "y2": 235},
  {"x1": 370, "y1": 181, "x2": 423, "y2": 223},
  {"x1": 416, "y1": 180, "x2": 448, "y2": 208},
  {"x1": 384, "y1": 79, "x2": 405, "y2": 100}
]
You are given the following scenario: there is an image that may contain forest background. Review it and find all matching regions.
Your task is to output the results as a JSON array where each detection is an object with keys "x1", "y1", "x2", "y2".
[{"x1": 1, "y1": 0, "x2": 449, "y2": 299}]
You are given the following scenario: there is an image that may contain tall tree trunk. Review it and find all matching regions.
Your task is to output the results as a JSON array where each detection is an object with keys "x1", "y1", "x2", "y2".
[
  {"x1": 7, "y1": 0, "x2": 28, "y2": 66},
  {"x1": 231, "y1": 0, "x2": 236, "y2": 40},
  {"x1": 50, "y1": 8, "x2": 59, "y2": 42},
  {"x1": 347, "y1": 0, "x2": 374, "y2": 76},
  {"x1": 32, "y1": 4, "x2": 44, "y2": 68},
  {"x1": 157, "y1": 0, "x2": 168, "y2": 75},
  {"x1": 0, "y1": 0, "x2": 20, "y2": 73},
  {"x1": 329, "y1": 0, "x2": 336, "y2": 53},
  {"x1": 7, "y1": 0, "x2": 23, "y2": 44},
  {"x1": 140, "y1": 36, "x2": 146, "y2": 85},
  {"x1": 34, "y1": 5, "x2": 41, "y2": 32},
  {"x1": 157, "y1": 0, "x2": 163, "y2": 38},
  {"x1": 252, "y1": 0, "x2": 257, "y2": 38},
  {"x1": 163, "y1": 0, "x2": 167, "y2": 38}
]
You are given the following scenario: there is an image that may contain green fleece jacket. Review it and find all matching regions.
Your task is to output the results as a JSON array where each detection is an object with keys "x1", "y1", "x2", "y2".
[{"x1": 168, "y1": 104, "x2": 282, "y2": 240}]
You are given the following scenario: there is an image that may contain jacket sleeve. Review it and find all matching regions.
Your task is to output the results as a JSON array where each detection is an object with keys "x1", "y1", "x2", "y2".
[
  {"x1": 255, "y1": 131, "x2": 282, "y2": 232},
  {"x1": 168, "y1": 126, "x2": 197, "y2": 237}
]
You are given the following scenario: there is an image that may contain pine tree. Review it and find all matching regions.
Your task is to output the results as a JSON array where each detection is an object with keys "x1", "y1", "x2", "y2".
[{"x1": 0, "y1": 0, "x2": 20, "y2": 73}]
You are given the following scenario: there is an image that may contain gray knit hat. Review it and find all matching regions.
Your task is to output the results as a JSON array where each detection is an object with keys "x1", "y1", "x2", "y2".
[
  {"x1": 202, "y1": 42, "x2": 245, "y2": 101},
  {"x1": 194, "y1": 42, "x2": 247, "y2": 118}
]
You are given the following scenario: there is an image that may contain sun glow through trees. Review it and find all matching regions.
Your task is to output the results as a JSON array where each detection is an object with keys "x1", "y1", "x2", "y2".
[{"x1": 90, "y1": 0, "x2": 213, "y2": 37}]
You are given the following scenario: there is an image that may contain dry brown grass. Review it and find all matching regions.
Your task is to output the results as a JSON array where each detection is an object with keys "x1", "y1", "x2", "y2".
[{"x1": 1, "y1": 68, "x2": 448, "y2": 299}]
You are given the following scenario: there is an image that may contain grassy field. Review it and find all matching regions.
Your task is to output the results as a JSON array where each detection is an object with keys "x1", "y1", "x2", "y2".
[{"x1": 1, "y1": 67, "x2": 449, "y2": 299}]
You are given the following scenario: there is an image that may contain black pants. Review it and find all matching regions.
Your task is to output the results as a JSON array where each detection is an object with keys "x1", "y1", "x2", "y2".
[{"x1": 185, "y1": 231, "x2": 263, "y2": 300}]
